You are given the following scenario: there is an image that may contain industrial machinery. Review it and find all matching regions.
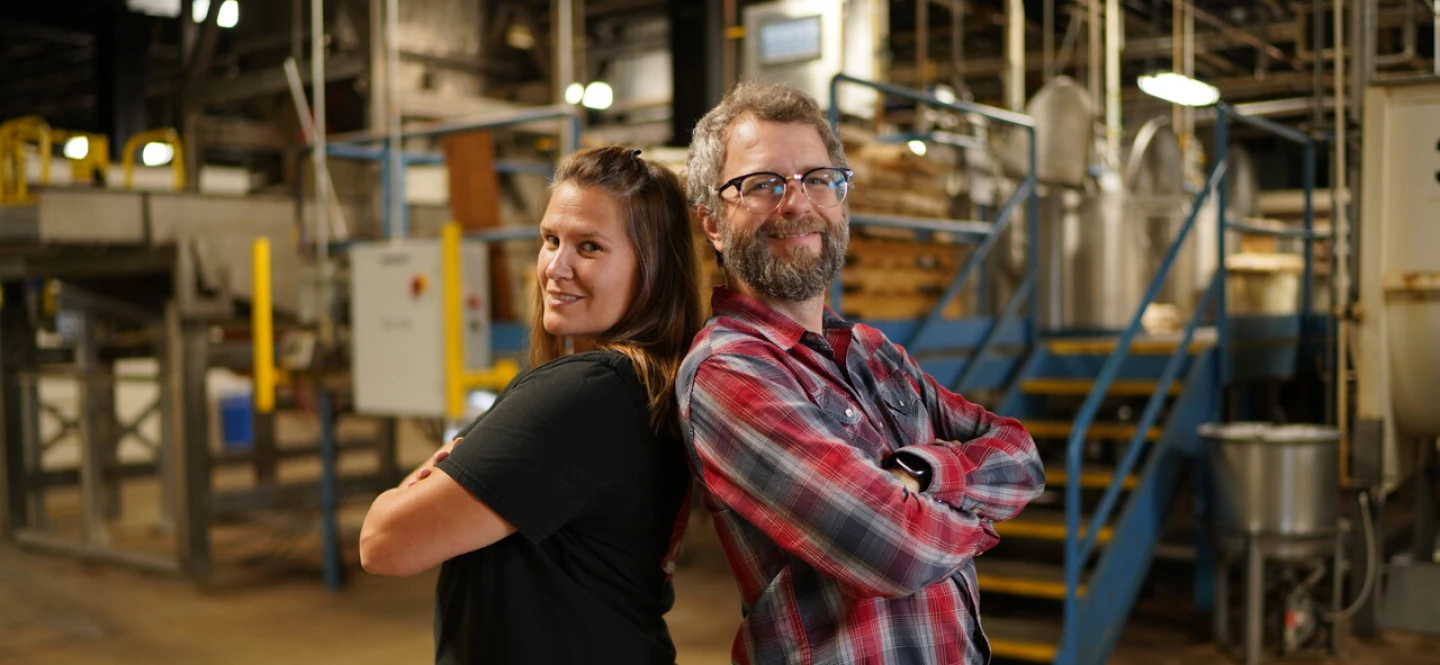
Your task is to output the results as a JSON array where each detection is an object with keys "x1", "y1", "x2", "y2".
[{"x1": 1355, "y1": 77, "x2": 1440, "y2": 637}]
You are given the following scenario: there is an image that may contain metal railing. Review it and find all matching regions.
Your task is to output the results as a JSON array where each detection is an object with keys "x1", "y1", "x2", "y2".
[
  {"x1": 826, "y1": 74, "x2": 1040, "y2": 368},
  {"x1": 121, "y1": 127, "x2": 186, "y2": 191},
  {"x1": 0, "y1": 115, "x2": 53, "y2": 204},
  {"x1": 1059, "y1": 103, "x2": 1329, "y2": 661},
  {"x1": 323, "y1": 105, "x2": 582, "y2": 241}
]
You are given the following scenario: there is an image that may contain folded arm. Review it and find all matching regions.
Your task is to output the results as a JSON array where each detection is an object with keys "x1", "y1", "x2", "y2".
[
  {"x1": 359, "y1": 441, "x2": 516, "y2": 577},
  {"x1": 685, "y1": 351, "x2": 998, "y2": 599},
  {"x1": 886, "y1": 360, "x2": 1045, "y2": 523}
]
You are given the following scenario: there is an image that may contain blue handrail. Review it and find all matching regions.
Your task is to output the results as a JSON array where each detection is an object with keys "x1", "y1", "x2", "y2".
[
  {"x1": 1060, "y1": 158, "x2": 1229, "y2": 658},
  {"x1": 1061, "y1": 103, "x2": 1329, "y2": 663},
  {"x1": 826, "y1": 74, "x2": 1039, "y2": 354}
]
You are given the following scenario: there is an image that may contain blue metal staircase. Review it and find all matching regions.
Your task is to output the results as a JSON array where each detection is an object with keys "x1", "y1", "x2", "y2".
[{"x1": 827, "y1": 76, "x2": 1331, "y2": 665}]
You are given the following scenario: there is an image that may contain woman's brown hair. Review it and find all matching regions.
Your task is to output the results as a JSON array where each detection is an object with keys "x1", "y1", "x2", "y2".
[{"x1": 528, "y1": 146, "x2": 702, "y2": 435}]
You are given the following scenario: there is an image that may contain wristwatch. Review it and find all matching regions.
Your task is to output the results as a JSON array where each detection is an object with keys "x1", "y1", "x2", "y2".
[{"x1": 882, "y1": 452, "x2": 932, "y2": 492}]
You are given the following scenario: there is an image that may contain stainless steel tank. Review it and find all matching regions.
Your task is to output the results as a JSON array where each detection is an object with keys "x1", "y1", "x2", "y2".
[
  {"x1": 1125, "y1": 118, "x2": 1200, "y2": 313},
  {"x1": 995, "y1": 76, "x2": 1095, "y2": 188},
  {"x1": 1200, "y1": 422, "x2": 1341, "y2": 560}
]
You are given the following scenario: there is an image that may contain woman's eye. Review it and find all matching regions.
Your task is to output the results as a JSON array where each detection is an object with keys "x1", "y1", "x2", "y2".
[
  {"x1": 580, "y1": 241, "x2": 601, "y2": 253},
  {"x1": 542, "y1": 235, "x2": 558, "y2": 247}
]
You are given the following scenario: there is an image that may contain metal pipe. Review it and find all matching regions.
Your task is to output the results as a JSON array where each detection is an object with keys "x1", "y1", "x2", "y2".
[
  {"x1": 558, "y1": 0, "x2": 576, "y2": 150},
  {"x1": 385, "y1": 0, "x2": 401, "y2": 240},
  {"x1": 1088, "y1": 0, "x2": 1100, "y2": 105},
  {"x1": 918, "y1": 0, "x2": 929, "y2": 90},
  {"x1": 1005, "y1": 0, "x2": 1024, "y2": 111},
  {"x1": 951, "y1": 0, "x2": 964, "y2": 94},
  {"x1": 1313, "y1": 0, "x2": 1324, "y2": 129},
  {"x1": 312, "y1": 0, "x2": 329, "y2": 260},
  {"x1": 1043, "y1": 0, "x2": 1054, "y2": 82},
  {"x1": 1334, "y1": 0, "x2": 1351, "y2": 483},
  {"x1": 1105, "y1": 0, "x2": 1121, "y2": 165},
  {"x1": 251, "y1": 237, "x2": 275, "y2": 415}
]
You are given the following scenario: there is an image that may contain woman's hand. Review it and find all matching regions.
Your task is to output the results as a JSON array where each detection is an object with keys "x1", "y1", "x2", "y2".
[{"x1": 405, "y1": 437, "x2": 462, "y2": 487}]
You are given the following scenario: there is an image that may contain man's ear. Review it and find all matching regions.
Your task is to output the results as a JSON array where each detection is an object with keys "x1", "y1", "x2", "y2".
[{"x1": 697, "y1": 205, "x2": 724, "y2": 254}]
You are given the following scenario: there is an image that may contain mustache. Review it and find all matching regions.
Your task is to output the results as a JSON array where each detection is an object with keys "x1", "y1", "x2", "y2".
[{"x1": 758, "y1": 217, "x2": 827, "y2": 236}]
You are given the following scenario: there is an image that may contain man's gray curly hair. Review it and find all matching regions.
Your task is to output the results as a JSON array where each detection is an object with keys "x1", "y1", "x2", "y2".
[{"x1": 684, "y1": 80, "x2": 849, "y2": 218}]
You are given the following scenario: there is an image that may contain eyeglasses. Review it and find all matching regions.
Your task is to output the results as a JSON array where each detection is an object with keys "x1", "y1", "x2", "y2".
[{"x1": 715, "y1": 167, "x2": 854, "y2": 215}]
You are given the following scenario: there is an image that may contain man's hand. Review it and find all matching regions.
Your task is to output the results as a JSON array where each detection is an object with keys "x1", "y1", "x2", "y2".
[
  {"x1": 888, "y1": 467, "x2": 921, "y2": 493},
  {"x1": 404, "y1": 437, "x2": 462, "y2": 487}
]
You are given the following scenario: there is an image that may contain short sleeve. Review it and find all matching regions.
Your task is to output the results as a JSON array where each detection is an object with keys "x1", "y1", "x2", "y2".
[{"x1": 436, "y1": 353, "x2": 651, "y2": 543}]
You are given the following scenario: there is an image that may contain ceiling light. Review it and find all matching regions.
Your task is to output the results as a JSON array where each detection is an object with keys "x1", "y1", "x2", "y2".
[
  {"x1": 63, "y1": 136, "x2": 89, "y2": 161},
  {"x1": 141, "y1": 142, "x2": 175, "y2": 167},
  {"x1": 192, "y1": 0, "x2": 239, "y2": 28},
  {"x1": 1137, "y1": 71, "x2": 1220, "y2": 107},
  {"x1": 216, "y1": 0, "x2": 239, "y2": 28},
  {"x1": 581, "y1": 81, "x2": 613, "y2": 111},
  {"x1": 907, "y1": 140, "x2": 928, "y2": 157},
  {"x1": 564, "y1": 82, "x2": 585, "y2": 106}
]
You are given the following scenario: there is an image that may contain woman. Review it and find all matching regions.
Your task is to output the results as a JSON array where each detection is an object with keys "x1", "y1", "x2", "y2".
[{"x1": 359, "y1": 146, "x2": 701, "y2": 665}]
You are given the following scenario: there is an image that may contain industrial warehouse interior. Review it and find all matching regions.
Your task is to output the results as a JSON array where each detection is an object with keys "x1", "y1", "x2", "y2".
[{"x1": 2, "y1": 0, "x2": 1439, "y2": 664}]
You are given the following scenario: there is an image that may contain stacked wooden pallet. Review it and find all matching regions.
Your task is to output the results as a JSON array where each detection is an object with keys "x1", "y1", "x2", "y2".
[{"x1": 843, "y1": 140, "x2": 951, "y2": 221}]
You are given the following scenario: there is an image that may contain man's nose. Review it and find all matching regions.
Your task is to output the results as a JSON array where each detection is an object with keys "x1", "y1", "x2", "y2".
[{"x1": 777, "y1": 179, "x2": 814, "y2": 218}]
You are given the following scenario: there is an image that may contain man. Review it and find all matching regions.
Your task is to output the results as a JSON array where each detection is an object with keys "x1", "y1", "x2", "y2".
[{"x1": 677, "y1": 79, "x2": 1046, "y2": 664}]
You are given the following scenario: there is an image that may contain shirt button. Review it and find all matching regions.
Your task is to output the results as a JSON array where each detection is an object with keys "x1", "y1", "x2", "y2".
[{"x1": 844, "y1": 408, "x2": 855, "y2": 417}]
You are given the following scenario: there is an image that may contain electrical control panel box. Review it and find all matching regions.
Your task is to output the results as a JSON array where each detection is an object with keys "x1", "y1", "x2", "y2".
[{"x1": 350, "y1": 239, "x2": 491, "y2": 416}]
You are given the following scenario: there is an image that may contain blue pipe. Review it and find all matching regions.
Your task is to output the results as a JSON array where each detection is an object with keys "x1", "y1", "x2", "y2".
[
  {"x1": 1218, "y1": 102, "x2": 1313, "y2": 144},
  {"x1": 1215, "y1": 110, "x2": 1230, "y2": 385},
  {"x1": 318, "y1": 387, "x2": 343, "y2": 591},
  {"x1": 1025, "y1": 125, "x2": 1039, "y2": 350},
  {"x1": 1302, "y1": 141, "x2": 1316, "y2": 317}
]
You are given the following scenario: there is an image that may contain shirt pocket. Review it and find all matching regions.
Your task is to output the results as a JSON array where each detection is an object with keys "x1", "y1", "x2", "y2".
[
  {"x1": 813, "y1": 386, "x2": 863, "y2": 430},
  {"x1": 877, "y1": 371, "x2": 931, "y2": 444}
]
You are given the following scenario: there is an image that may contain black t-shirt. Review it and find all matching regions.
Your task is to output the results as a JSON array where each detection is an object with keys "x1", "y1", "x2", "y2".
[{"x1": 432, "y1": 351, "x2": 691, "y2": 665}]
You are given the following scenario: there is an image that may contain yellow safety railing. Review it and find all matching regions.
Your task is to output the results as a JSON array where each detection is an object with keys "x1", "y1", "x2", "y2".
[
  {"x1": 252, "y1": 237, "x2": 277, "y2": 414},
  {"x1": 121, "y1": 127, "x2": 185, "y2": 191},
  {"x1": 442, "y1": 222, "x2": 519, "y2": 419},
  {"x1": 0, "y1": 115, "x2": 53, "y2": 205}
]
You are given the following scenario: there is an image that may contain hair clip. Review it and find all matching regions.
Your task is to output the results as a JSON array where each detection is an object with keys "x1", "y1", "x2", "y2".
[{"x1": 631, "y1": 148, "x2": 643, "y2": 160}]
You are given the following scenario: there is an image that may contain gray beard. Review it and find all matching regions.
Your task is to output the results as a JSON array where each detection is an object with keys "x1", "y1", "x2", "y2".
[{"x1": 721, "y1": 216, "x2": 849, "y2": 302}]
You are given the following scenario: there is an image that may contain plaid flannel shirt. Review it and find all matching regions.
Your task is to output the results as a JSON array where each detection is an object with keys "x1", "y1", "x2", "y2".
[{"x1": 677, "y1": 287, "x2": 1045, "y2": 665}]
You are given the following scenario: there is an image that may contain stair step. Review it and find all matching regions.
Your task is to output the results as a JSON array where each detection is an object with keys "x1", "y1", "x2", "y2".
[
  {"x1": 1021, "y1": 378, "x2": 1183, "y2": 396},
  {"x1": 983, "y1": 616, "x2": 1062, "y2": 663},
  {"x1": 996, "y1": 509, "x2": 1113, "y2": 544},
  {"x1": 1048, "y1": 467, "x2": 1138, "y2": 490},
  {"x1": 977, "y1": 559, "x2": 1082, "y2": 600},
  {"x1": 1024, "y1": 420, "x2": 1162, "y2": 441},
  {"x1": 1045, "y1": 331, "x2": 1215, "y2": 356}
]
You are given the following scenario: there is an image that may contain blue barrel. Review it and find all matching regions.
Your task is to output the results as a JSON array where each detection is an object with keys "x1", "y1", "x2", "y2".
[{"x1": 219, "y1": 392, "x2": 255, "y2": 451}]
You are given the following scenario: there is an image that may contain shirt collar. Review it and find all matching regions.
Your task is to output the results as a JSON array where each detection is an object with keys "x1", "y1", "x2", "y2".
[{"x1": 710, "y1": 287, "x2": 853, "y2": 350}]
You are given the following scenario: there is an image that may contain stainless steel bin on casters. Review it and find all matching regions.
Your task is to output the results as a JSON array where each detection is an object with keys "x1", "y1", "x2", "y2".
[{"x1": 1200, "y1": 423, "x2": 1348, "y2": 665}]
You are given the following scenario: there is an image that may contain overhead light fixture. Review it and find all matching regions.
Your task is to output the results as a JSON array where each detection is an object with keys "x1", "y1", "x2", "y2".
[
  {"x1": 63, "y1": 136, "x2": 89, "y2": 160},
  {"x1": 141, "y1": 142, "x2": 175, "y2": 167},
  {"x1": 564, "y1": 82, "x2": 585, "y2": 106},
  {"x1": 906, "y1": 140, "x2": 928, "y2": 157},
  {"x1": 1137, "y1": 71, "x2": 1220, "y2": 107},
  {"x1": 192, "y1": 0, "x2": 239, "y2": 28},
  {"x1": 580, "y1": 81, "x2": 613, "y2": 111}
]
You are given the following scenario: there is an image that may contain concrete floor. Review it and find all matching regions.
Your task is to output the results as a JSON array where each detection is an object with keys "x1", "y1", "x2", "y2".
[
  {"x1": 5, "y1": 386, "x2": 1439, "y2": 665},
  {"x1": 6, "y1": 516, "x2": 1440, "y2": 665}
]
